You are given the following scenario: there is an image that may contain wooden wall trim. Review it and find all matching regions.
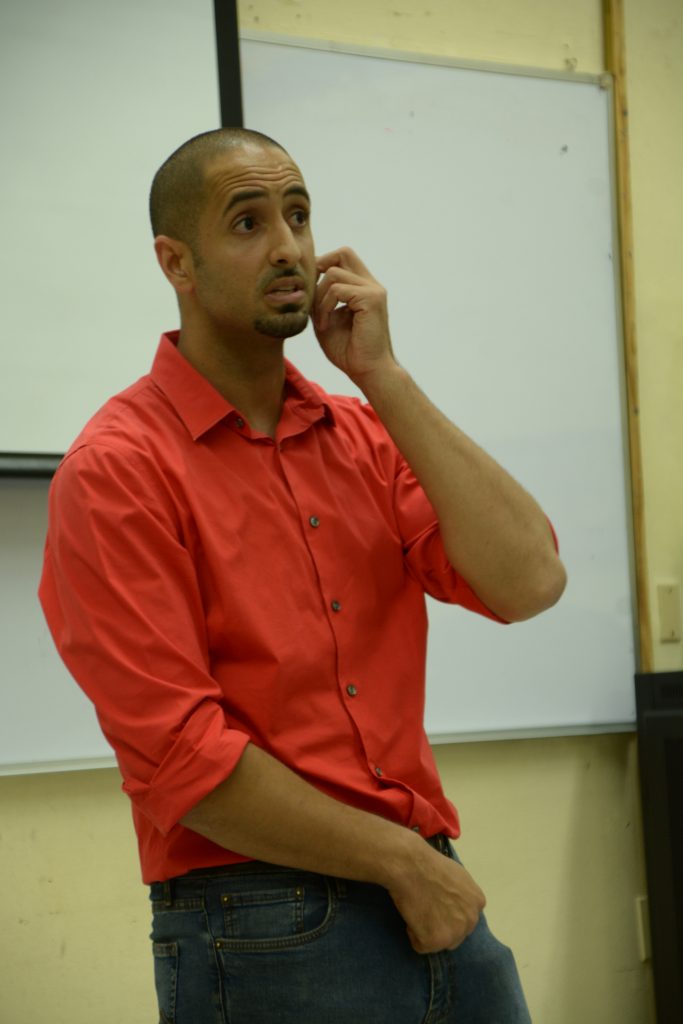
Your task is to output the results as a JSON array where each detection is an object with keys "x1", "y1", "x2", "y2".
[{"x1": 603, "y1": 0, "x2": 652, "y2": 672}]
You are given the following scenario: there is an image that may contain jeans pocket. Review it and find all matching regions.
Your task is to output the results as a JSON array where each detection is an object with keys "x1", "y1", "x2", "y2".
[
  {"x1": 152, "y1": 941, "x2": 178, "y2": 1024},
  {"x1": 217, "y1": 876, "x2": 334, "y2": 951}
]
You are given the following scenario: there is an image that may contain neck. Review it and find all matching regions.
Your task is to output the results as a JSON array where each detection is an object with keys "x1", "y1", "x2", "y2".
[{"x1": 177, "y1": 322, "x2": 287, "y2": 438}]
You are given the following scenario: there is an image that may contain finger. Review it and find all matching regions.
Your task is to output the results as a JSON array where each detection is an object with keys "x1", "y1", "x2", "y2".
[
  {"x1": 315, "y1": 269, "x2": 381, "y2": 311},
  {"x1": 314, "y1": 274, "x2": 361, "y2": 317},
  {"x1": 314, "y1": 266, "x2": 364, "y2": 309},
  {"x1": 314, "y1": 264, "x2": 383, "y2": 329},
  {"x1": 313, "y1": 279, "x2": 344, "y2": 329},
  {"x1": 316, "y1": 246, "x2": 373, "y2": 278},
  {"x1": 314, "y1": 282, "x2": 373, "y2": 330},
  {"x1": 406, "y1": 927, "x2": 428, "y2": 955}
]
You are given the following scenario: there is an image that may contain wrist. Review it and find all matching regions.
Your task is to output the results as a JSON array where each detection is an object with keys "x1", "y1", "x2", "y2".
[
  {"x1": 373, "y1": 824, "x2": 427, "y2": 892},
  {"x1": 350, "y1": 358, "x2": 408, "y2": 402}
]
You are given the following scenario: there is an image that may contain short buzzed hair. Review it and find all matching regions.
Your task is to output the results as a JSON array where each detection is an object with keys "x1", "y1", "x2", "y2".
[{"x1": 149, "y1": 127, "x2": 287, "y2": 248}]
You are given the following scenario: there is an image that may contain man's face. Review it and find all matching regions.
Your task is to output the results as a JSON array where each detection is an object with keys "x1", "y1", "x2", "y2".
[{"x1": 189, "y1": 142, "x2": 316, "y2": 340}]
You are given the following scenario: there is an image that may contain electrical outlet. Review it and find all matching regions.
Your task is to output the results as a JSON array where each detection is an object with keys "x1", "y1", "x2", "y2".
[{"x1": 635, "y1": 895, "x2": 651, "y2": 962}]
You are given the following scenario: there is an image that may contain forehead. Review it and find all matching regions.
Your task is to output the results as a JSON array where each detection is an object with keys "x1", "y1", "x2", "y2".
[{"x1": 202, "y1": 144, "x2": 306, "y2": 209}]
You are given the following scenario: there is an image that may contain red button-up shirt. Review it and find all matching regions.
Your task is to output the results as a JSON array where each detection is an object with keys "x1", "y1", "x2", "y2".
[{"x1": 39, "y1": 333, "x2": 504, "y2": 883}]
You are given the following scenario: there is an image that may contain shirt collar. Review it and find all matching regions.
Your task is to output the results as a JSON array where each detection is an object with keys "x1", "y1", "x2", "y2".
[{"x1": 150, "y1": 331, "x2": 336, "y2": 441}]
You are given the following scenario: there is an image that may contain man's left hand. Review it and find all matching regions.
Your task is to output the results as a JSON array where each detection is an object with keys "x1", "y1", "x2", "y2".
[{"x1": 313, "y1": 247, "x2": 396, "y2": 384}]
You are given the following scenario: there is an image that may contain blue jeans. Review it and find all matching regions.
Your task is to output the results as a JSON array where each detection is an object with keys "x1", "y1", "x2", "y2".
[{"x1": 149, "y1": 838, "x2": 531, "y2": 1023}]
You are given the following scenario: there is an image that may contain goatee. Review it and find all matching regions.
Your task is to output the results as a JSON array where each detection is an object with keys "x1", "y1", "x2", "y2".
[{"x1": 254, "y1": 310, "x2": 310, "y2": 339}]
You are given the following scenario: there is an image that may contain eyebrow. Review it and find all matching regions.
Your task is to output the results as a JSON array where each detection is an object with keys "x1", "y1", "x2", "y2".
[{"x1": 224, "y1": 185, "x2": 311, "y2": 215}]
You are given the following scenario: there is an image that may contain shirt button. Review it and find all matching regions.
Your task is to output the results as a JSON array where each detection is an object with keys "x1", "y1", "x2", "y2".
[
  {"x1": 331, "y1": 600, "x2": 341, "y2": 613},
  {"x1": 375, "y1": 767, "x2": 383, "y2": 778},
  {"x1": 235, "y1": 417, "x2": 245, "y2": 429},
  {"x1": 309, "y1": 516, "x2": 320, "y2": 528},
  {"x1": 346, "y1": 684, "x2": 358, "y2": 697}
]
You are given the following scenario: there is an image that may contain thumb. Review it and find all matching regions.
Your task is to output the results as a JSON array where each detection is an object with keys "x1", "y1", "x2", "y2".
[{"x1": 406, "y1": 926, "x2": 425, "y2": 954}]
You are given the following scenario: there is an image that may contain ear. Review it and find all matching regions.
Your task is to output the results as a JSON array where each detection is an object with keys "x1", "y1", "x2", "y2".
[{"x1": 154, "y1": 235, "x2": 196, "y2": 295}]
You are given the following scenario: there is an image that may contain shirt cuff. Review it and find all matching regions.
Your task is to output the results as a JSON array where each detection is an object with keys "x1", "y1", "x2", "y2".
[{"x1": 121, "y1": 700, "x2": 250, "y2": 836}]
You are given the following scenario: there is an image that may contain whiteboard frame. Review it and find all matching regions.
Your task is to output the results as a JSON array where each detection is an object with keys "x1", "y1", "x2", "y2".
[
  {"x1": 0, "y1": 721, "x2": 637, "y2": 777},
  {"x1": 239, "y1": 29, "x2": 611, "y2": 88}
]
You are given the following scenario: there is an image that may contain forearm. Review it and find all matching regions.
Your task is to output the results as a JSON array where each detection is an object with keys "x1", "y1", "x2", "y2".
[
  {"x1": 355, "y1": 361, "x2": 566, "y2": 622},
  {"x1": 180, "y1": 741, "x2": 419, "y2": 889},
  {"x1": 181, "y1": 741, "x2": 486, "y2": 954}
]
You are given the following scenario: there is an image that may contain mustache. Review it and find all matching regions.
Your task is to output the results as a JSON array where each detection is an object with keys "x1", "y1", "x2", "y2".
[{"x1": 260, "y1": 268, "x2": 308, "y2": 289}]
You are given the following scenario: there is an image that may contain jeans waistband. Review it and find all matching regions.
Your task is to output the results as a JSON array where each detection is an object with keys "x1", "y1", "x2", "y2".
[{"x1": 152, "y1": 833, "x2": 452, "y2": 907}]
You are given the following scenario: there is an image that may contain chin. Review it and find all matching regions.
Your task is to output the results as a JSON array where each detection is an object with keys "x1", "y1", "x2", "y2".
[{"x1": 254, "y1": 311, "x2": 310, "y2": 339}]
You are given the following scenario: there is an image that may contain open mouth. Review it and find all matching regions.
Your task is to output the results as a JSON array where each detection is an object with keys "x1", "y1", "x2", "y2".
[{"x1": 264, "y1": 280, "x2": 306, "y2": 306}]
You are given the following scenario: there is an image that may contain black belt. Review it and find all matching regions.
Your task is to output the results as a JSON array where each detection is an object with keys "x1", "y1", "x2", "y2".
[{"x1": 426, "y1": 833, "x2": 451, "y2": 856}]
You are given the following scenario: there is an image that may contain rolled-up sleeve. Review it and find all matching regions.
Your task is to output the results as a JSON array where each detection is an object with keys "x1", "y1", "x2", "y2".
[{"x1": 39, "y1": 443, "x2": 250, "y2": 835}]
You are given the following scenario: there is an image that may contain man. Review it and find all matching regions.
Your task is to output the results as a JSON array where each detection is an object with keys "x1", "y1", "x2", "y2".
[{"x1": 40, "y1": 128, "x2": 566, "y2": 1022}]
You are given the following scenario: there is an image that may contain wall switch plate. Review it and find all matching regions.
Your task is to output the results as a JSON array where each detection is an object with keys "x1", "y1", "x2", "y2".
[{"x1": 657, "y1": 583, "x2": 682, "y2": 642}]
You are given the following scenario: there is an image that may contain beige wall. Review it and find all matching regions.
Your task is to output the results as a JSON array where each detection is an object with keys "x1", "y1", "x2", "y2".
[
  {"x1": 0, "y1": 735, "x2": 651, "y2": 1024},
  {"x1": 625, "y1": 0, "x2": 683, "y2": 672},
  {"x1": 4, "y1": 1, "x2": 681, "y2": 1021},
  {"x1": 239, "y1": 0, "x2": 604, "y2": 72}
]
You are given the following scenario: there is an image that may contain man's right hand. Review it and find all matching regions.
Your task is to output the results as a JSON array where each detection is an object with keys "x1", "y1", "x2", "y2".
[{"x1": 386, "y1": 841, "x2": 486, "y2": 954}]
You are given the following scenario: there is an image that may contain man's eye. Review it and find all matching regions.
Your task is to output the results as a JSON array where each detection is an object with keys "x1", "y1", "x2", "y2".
[
  {"x1": 235, "y1": 215, "x2": 256, "y2": 232},
  {"x1": 291, "y1": 209, "x2": 309, "y2": 226}
]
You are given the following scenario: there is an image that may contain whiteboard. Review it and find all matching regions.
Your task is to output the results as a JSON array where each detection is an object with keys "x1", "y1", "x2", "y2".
[
  {"x1": 0, "y1": 25, "x2": 636, "y2": 773},
  {"x1": 240, "y1": 39, "x2": 636, "y2": 735},
  {"x1": 0, "y1": 0, "x2": 218, "y2": 456}
]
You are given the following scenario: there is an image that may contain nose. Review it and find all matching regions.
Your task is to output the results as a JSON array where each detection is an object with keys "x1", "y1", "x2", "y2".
[{"x1": 269, "y1": 218, "x2": 302, "y2": 266}]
